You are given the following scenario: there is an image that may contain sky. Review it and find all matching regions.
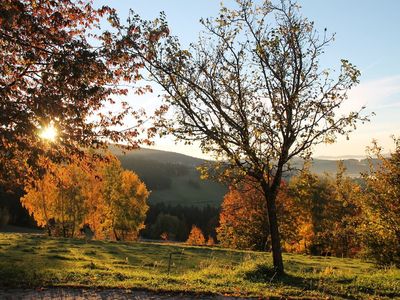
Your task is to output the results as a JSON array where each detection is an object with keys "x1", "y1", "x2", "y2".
[{"x1": 94, "y1": 0, "x2": 400, "y2": 159}]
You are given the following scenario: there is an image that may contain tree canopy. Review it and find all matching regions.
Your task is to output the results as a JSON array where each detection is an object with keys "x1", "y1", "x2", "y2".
[
  {"x1": 0, "y1": 0, "x2": 157, "y2": 186},
  {"x1": 120, "y1": 0, "x2": 367, "y2": 274}
]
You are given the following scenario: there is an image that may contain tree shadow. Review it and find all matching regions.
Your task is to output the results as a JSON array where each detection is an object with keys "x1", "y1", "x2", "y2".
[
  {"x1": 242, "y1": 263, "x2": 388, "y2": 300},
  {"x1": 0, "y1": 233, "x2": 73, "y2": 288}
]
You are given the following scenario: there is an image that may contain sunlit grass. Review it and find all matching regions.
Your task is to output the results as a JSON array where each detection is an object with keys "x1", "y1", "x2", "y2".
[{"x1": 0, "y1": 233, "x2": 399, "y2": 299}]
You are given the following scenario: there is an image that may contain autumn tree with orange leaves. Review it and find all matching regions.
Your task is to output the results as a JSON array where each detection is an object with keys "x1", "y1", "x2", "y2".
[
  {"x1": 217, "y1": 180, "x2": 269, "y2": 250},
  {"x1": 286, "y1": 163, "x2": 361, "y2": 256},
  {"x1": 101, "y1": 158, "x2": 149, "y2": 241},
  {"x1": 217, "y1": 179, "x2": 299, "y2": 251},
  {"x1": 186, "y1": 225, "x2": 206, "y2": 246},
  {"x1": 21, "y1": 155, "x2": 149, "y2": 240},
  {"x1": 0, "y1": 0, "x2": 160, "y2": 187}
]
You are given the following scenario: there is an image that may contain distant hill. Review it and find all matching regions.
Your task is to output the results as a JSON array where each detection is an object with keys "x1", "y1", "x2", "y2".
[
  {"x1": 292, "y1": 157, "x2": 378, "y2": 178},
  {"x1": 112, "y1": 147, "x2": 227, "y2": 207},
  {"x1": 112, "y1": 147, "x2": 378, "y2": 207},
  {"x1": 111, "y1": 146, "x2": 206, "y2": 167}
]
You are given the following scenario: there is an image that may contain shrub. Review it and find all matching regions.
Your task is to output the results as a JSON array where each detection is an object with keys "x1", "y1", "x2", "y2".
[{"x1": 186, "y1": 225, "x2": 205, "y2": 246}]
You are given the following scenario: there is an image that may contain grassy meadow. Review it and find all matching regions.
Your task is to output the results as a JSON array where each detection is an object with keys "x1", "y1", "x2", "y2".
[{"x1": 0, "y1": 233, "x2": 399, "y2": 299}]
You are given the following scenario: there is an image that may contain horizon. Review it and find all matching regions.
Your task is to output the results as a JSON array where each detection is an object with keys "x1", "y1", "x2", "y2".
[{"x1": 120, "y1": 145, "x2": 384, "y2": 162}]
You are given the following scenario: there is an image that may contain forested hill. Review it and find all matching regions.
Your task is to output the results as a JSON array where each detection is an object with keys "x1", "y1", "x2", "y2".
[
  {"x1": 112, "y1": 147, "x2": 378, "y2": 207},
  {"x1": 112, "y1": 147, "x2": 227, "y2": 207}
]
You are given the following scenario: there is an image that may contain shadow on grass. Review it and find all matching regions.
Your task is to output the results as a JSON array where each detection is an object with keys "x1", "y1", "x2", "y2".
[
  {"x1": 0, "y1": 233, "x2": 73, "y2": 288},
  {"x1": 242, "y1": 263, "x2": 385, "y2": 300}
]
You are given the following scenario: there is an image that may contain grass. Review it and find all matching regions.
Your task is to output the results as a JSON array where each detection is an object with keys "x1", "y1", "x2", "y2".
[{"x1": 0, "y1": 233, "x2": 399, "y2": 299}]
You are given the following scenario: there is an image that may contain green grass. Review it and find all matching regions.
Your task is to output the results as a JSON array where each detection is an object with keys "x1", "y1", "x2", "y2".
[{"x1": 0, "y1": 233, "x2": 399, "y2": 299}]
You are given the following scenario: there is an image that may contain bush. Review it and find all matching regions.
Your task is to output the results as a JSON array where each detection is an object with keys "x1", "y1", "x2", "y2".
[{"x1": 186, "y1": 225, "x2": 205, "y2": 245}]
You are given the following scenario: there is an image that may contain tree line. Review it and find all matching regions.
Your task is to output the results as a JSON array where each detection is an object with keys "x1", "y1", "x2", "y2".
[
  {"x1": 217, "y1": 141, "x2": 400, "y2": 267},
  {"x1": 141, "y1": 202, "x2": 219, "y2": 242}
]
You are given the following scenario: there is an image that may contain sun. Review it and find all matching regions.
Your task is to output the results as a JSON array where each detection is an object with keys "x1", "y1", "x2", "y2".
[{"x1": 39, "y1": 123, "x2": 57, "y2": 142}]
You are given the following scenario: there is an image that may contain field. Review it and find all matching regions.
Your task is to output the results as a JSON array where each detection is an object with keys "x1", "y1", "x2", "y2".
[{"x1": 0, "y1": 233, "x2": 399, "y2": 299}]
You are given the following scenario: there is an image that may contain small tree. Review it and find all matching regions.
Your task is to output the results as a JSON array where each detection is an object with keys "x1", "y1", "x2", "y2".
[
  {"x1": 21, "y1": 165, "x2": 59, "y2": 235},
  {"x1": 124, "y1": 0, "x2": 368, "y2": 274},
  {"x1": 186, "y1": 225, "x2": 206, "y2": 246},
  {"x1": 160, "y1": 232, "x2": 169, "y2": 241},
  {"x1": 217, "y1": 181, "x2": 269, "y2": 250}
]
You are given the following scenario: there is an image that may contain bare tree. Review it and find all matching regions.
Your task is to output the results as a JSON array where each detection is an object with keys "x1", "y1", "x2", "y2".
[{"x1": 121, "y1": 0, "x2": 368, "y2": 274}]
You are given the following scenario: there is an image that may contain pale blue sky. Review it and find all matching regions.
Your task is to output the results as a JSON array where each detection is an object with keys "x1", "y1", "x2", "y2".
[{"x1": 95, "y1": 0, "x2": 400, "y2": 159}]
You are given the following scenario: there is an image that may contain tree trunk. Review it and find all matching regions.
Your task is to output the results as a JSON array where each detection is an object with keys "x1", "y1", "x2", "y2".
[
  {"x1": 266, "y1": 192, "x2": 284, "y2": 275},
  {"x1": 261, "y1": 177, "x2": 284, "y2": 275},
  {"x1": 114, "y1": 229, "x2": 120, "y2": 241}
]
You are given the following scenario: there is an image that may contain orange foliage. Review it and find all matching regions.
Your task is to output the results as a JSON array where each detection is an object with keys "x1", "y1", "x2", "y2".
[
  {"x1": 186, "y1": 225, "x2": 206, "y2": 246},
  {"x1": 21, "y1": 154, "x2": 149, "y2": 240},
  {"x1": 160, "y1": 232, "x2": 169, "y2": 241},
  {"x1": 217, "y1": 179, "x2": 303, "y2": 251},
  {"x1": 206, "y1": 236, "x2": 216, "y2": 246},
  {"x1": 0, "y1": 0, "x2": 158, "y2": 187},
  {"x1": 217, "y1": 181, "x2": 269, "y2": 250}
]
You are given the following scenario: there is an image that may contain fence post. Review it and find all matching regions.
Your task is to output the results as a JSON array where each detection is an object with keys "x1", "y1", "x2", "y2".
[{"x1": 167, "y1": 252, "x2": 173, "y2": 275}]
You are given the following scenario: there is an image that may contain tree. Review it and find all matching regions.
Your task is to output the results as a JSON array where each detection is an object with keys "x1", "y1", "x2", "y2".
[
  {"x1": 22, "y1": 158, "x2": 90, "y2": 237},
  {"x1": 206, "y1": 236, "x2": 216, "y2": 246},
  {"x1": 56, "y1": 163, "x2": 88, "y2": 237},
  {"x1": 20, "y1": 162, "x2": 59, "y2": 235},
  {"x1": 217, "y1": 178, "x2": 301, "y2": 251},
  {"x1": 80, "y1": 158, "x2": 107, "y2": 239},
  {"x1": 217, "y1": 180, "x2": 269, "y2": 250},
  {"x1": 330, "y1": 162, "x2": 362, "y2": 257},
  {"x1": 101, "y1": 157, "x2": 149, "y2": 240},
  {"x1": 21, "y1": 154, "x2": 149, "y2": 240},
  {"x1": 0, "y1": 0, "x2": 155, "y2": 186},
  {"x1": 358, "y1": 139, "x2": 400, "y2": 266},
  {"x1": 186, "y1": 225, "x2": 206, "y2": 246},
  {"x1": 124, "y1": 0, "x2": 367, "y2": 274},
  {"x1": 287, "y1": 164, "x2": 361, "y2": 256}
]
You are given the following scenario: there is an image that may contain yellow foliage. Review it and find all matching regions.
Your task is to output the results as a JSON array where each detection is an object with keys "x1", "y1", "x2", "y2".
[{"x1": 21, "y1": 154, "x2": 149, "y2": 240}]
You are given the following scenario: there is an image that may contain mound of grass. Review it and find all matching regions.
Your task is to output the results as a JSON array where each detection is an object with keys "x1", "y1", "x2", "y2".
[{"x1": 0, "y1": 233, "x2": 399, "y2": 299}]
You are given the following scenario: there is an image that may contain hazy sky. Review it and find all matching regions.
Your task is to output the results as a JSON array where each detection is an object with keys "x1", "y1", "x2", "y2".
[{"x1": 95, "y1": 0, "x2": 400, "y2": 159}]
